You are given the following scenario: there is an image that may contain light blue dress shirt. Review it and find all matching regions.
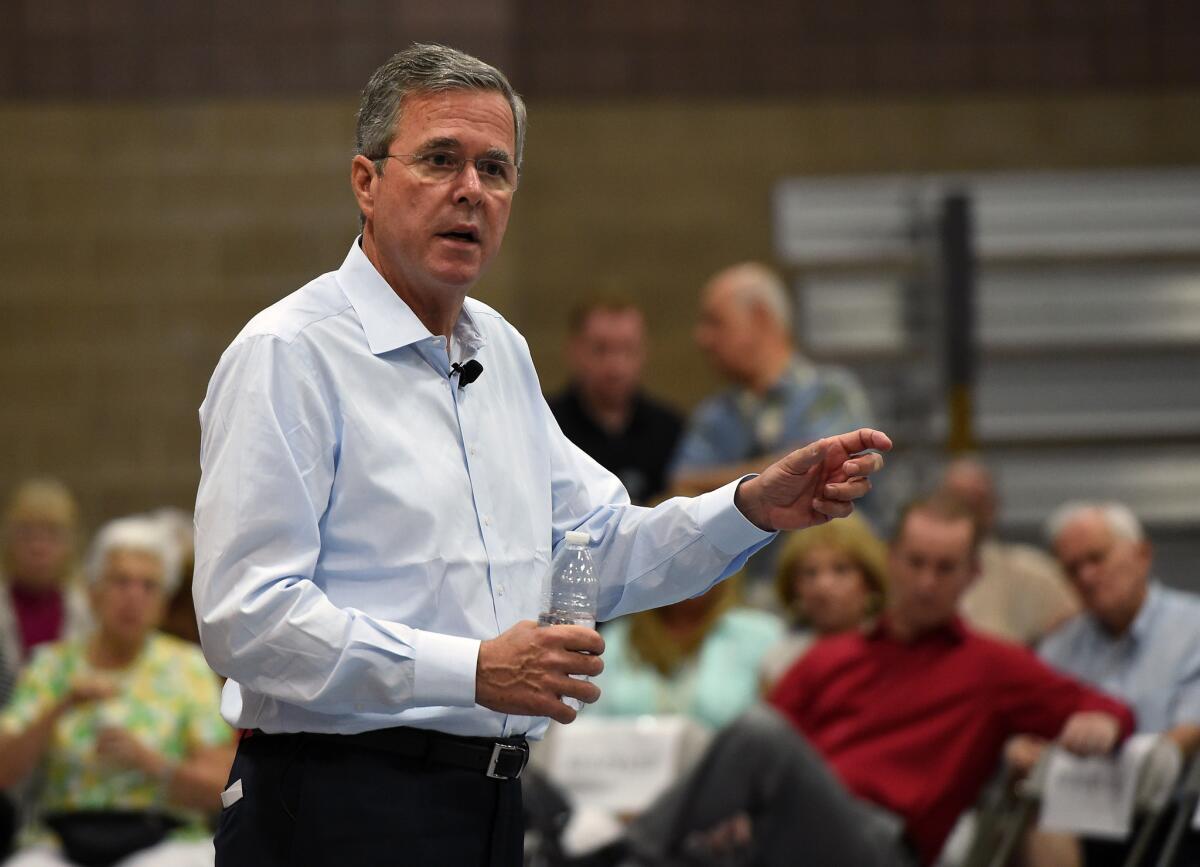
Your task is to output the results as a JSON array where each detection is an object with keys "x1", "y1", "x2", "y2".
[
  {"x1": 1039, "y1": 582, "x2": 1200, "y2": 733},
  {"x1": 194, "y1": 240, "x2": 774, "y2": 740}
]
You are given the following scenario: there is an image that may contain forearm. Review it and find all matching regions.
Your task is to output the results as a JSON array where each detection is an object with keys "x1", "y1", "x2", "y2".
[
  {"x1": 0, "y1": 705, "x2": 60, "y2": 788},
  {"x1": 195, "y1": 573, "x2": 478, "y2": 715},
  {"x1": 1166, "y1": 723, "x2": 1200, "y2": 757}
]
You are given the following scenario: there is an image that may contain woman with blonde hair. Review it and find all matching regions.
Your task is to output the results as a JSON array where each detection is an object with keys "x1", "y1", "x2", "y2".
[
  {"x1": 0, "y1": 480, "x2": 90, "y2": 687},
  {"x1": 760, "y1": 513, "x2": 888, "y2": 688}
]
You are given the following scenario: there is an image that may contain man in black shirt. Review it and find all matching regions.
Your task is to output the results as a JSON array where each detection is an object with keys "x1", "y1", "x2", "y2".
[{"x1": 548, "y1": 298, "x2": 683, "y2": 504}]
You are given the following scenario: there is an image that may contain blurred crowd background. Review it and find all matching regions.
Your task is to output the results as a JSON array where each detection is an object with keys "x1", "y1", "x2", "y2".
[{"x1": 1, "y1": 2, "x2": 1198, "y2": 866}]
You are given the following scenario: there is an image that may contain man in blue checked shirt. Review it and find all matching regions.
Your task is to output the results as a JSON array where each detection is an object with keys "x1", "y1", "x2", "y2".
[{"x1": 193, "y1": 43, "x2": 891, "y2": 867}]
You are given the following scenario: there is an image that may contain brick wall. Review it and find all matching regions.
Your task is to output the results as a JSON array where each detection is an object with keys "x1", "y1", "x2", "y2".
[
  {"x1": 2, "y1": 0, "x2": 1199, "y2": 529},
  {"x1": 3, "y1": 91, "x2": 1198, "y2": 528},
  {"x1": 2, "y1": 1, "x2": 1197, "y2": 99}
]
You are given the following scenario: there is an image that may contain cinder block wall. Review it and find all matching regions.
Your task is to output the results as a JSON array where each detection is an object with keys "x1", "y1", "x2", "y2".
[{"x1": 3, "y1": 92, "x2": 1198, "y2": 529}]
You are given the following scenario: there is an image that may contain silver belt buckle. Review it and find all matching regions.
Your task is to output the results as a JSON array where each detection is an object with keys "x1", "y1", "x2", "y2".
[{"x1": 486, "y1": 742, "x2": 525, "y2": 779}]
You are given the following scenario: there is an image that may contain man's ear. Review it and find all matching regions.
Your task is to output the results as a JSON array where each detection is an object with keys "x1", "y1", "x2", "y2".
[{"x1": 350, "y1": 156, "x2": 378, "y2": 224}]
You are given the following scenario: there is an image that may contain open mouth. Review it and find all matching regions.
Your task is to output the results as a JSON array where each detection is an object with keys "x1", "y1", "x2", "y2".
[{"x1": 438, "y1": 228, "x2": 480, "y2": 244}]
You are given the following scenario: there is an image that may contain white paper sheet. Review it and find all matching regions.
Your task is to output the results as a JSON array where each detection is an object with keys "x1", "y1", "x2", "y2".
[
  {"x1": 1040, "y1": 734, "x2": 1157, "y2": 840},
  {"x1": 544, "y1": 715, "x2": 712, "y2": 815}
]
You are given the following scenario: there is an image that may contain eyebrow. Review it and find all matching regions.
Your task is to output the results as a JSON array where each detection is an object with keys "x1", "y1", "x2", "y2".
[
  {"x1": 419, "y1": 137, "x2": 513, "y2": 164},
  {"x1": 420, "y1": 136, "x2": 461, "y2": 152}
]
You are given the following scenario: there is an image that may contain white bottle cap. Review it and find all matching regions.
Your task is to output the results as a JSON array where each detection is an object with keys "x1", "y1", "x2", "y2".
[{"x1": 564, "y1": 530, "x2": 591, "y2": 546}]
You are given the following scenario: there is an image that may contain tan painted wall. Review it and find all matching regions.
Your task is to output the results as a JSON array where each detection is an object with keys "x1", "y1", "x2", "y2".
[{"x1": 2, "y1": 91, "x2": 1198, "y2": 524}]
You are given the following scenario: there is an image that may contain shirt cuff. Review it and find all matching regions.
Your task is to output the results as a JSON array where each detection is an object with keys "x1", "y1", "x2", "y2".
[
  {"x1": 695, "y1": 474, "x2": 776, "y2": 556},
  {"x1": 412, "y1": 630, "x2": 481, "y2": 708}
]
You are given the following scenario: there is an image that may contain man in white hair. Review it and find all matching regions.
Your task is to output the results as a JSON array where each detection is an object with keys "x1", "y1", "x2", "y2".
[
  {"x1": 1015, "y1": 501, "x2": 1200, "y2": 866},
  {"x1": 670, "y1": 263, "x2": 872, "y2": 499}
]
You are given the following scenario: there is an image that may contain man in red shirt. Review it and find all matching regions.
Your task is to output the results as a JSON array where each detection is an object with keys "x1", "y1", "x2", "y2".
[{"x1": 622, "y1": 496, "x2": 1134, "y2": 867}]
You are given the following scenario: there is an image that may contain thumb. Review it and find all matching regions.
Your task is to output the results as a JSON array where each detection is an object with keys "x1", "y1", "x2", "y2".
[{"x1": 777, "y1": 442, "x2": 828, "y2": 476}]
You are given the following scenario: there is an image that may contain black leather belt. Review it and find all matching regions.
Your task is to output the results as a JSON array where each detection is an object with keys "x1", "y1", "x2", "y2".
[{"x1": 253, "y1": 726, "x2": 530, "y2": 781}]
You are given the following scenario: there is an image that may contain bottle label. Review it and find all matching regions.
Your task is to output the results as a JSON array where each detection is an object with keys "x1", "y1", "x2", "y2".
[{"x1": 537, "y1": 612, "x2": 596, "y2": 630}]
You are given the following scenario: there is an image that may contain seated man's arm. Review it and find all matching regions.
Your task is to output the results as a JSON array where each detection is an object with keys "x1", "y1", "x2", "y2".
[
  {"x1": 666, "y1": 400, "x2": 768, "y2": 497},
  {"x1": 994, "y1": 644, "x2": 1136, "y2": 754},
  {"x1": 1165, "y1": 723, "x2": 1200, "y2": 757},
  {"x1": 669, "y1": 457, "x2": 778, "y2": 498}
]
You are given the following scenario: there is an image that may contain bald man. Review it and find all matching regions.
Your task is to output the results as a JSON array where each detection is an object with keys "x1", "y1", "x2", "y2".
[
  {"x1": 670, "y1": 263, "x2": 872, "y2": 497},
  {"x1": 939, "y1": 456, "x2": 1078, "y2": 645},
  {"x1": 669, "y1": 264, "x2": 873, "y2": 593}
]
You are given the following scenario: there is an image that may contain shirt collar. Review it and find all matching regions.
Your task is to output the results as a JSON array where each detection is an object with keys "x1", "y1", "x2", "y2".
[
  {"x1": 1126, "y1": 580, "x2": 1162, "y2": 643},
  {"x1": 866, "y1": 613, "x2": 969, "y2": 645},
  {"x1": 335, "y1": 238, "x2": 485, "y2": 357}
]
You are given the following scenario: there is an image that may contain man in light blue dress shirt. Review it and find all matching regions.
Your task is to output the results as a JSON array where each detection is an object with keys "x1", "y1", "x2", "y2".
[
  {"x1": 192, "y1": 43, "x2": 891, "y2": 866},
  {"x1": 1024, "y1": 501, "x2": 1200, "y2": 866}
]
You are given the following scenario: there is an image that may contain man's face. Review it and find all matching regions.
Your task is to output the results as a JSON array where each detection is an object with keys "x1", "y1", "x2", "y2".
[
  {"x1": 887, "y1": 510, "x2": 977, "y2": 636},
  {"x1": 1054, "y1": 511, "x2": 1150, "y2": 631},
  {"x1": 568, "y1": 308, "x2": 646, "y2": 409},
  {"x1": 360, "y1": 88, "x2": 515, "y2": 297},
  {"x1": 694, "y1": 277, "x2": 760, "y2": 384}
]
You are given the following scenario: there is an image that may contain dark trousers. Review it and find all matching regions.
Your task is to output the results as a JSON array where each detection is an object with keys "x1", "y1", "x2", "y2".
[
  {"x1": 215, "y1": 732, "x2": 524, "y2": 867},
  {"x1": 0, "y1": 791, "x2": 15, "y2": 860},
  {"x1": 625, "y1": 705, "x2": 916, "y2": 867}
]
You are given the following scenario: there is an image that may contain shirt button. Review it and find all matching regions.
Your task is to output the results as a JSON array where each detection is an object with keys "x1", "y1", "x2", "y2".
[
  {"x1": 484, "y1": 516, "x2": 491, "y2": 526},
  {"x1": 497, "y1": 585, "x2": 505, "y2": 596},
  {"x1": 470, "y1": 447, "x2": 477, "y2": 457}
]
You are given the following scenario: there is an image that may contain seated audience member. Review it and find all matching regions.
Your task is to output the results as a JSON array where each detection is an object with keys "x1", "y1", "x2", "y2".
[
  {"x1": 0, "y1": 516, "x2": 233, "y2": 867},
  {"x1": 1012, "y1": 501, "x2": 1200, "y2": 867},
  {"x1": 939, "y1": 457, "x2": 1078, "y2": 645},
  {"x1": 547, "y1": 297, "x2": 683, "y2": 505},
  {"x1": 668, "y1": 262, "x2": 872, "y2": 597},
  {"x1": 616, "y1": 497, "x2": 1134, "y2": 867},
  {"x1": 1, "y1": 479, "x2": 91, "y2": 690},
  {"x1": 668, "y1": 262, "x2": 872, "y2": 498},
  {"x1": 150, "y1": 509, "x2": 200, "y2": 646},
  {"x1": 760, "y1": 513, "x2": 888, "y2": 689},
  {"x1": 589, "y1": 579, "x2": 783, "y2": 730},
  {"x1": 0, "y1": 480, "x2": 91, "y2": 858}
]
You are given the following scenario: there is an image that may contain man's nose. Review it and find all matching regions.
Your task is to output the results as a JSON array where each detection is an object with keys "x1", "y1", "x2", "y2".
[{"x1": 452, "y1": 162, "x2": 484, "y2": 206}]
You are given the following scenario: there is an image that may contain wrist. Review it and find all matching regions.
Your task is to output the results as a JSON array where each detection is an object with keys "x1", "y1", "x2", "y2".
[{"x1": 733, "y1": 476, "x2": 770, "y2": 531}]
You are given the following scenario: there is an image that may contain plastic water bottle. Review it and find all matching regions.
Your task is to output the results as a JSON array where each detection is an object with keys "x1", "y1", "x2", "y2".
[
  {"x1": 538, "y1": 531, "x2": 599, "y2": 712},
  {"x1": 537, "y1": 530, "x2": 599, "y2": 630}
]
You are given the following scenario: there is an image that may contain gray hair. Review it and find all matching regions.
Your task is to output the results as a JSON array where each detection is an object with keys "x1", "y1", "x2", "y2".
[
  {"x1": 1044, "y1": 501, "x2": 1146, "y2": 546},
  {"x1": 725, "y1": 262, "x2": 793, "y2": 332},
  {"x1": 355, "y1": 43, "x2": 527, "y2": 170},
  {"x1": 86, "y1": 515, "x2": 181, "y2": 597}
]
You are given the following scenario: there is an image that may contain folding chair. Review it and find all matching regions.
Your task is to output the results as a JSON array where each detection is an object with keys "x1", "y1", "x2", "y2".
[
  {"x1": 961, "y1": 738, "x2": 1186, "y2": 867},
  {"x1": 1154, "y1": 754, "x2": 1200, "y2": 867},
  {"x1": 960, "y1": 755, "x2": 1051, "y2": 867}
]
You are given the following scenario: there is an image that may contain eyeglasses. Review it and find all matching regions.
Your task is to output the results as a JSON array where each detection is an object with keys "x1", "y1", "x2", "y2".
[{"x1": 378, "y1": 150, "x2": 519, "y2": 193}]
